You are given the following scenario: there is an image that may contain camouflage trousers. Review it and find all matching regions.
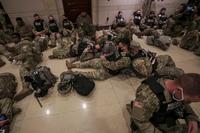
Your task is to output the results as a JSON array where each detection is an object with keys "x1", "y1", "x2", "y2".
[
  {"x1": 63, "y1": 29, "x2": 73, "y2": 37},
  {"x1": 62, "y1": 37, "x2": 74, "y2": 47},
  {"x1": 0, "y1": 98, "x2": 13, "y2": 120},
  {"x1": 49, "y1": 33, "x2": 62, "y2": 48},
  {"x1": 52, "y1": 47, "x2": 71, "y2": 59},
  {"x1": 101, "y1": 57, "x2": 131, "y2": 71},
  {"x1": 73, "y1": 58, "x2": 111, "y2": 80},
  {"x1": 180, "y1": 30, "x2": 200, "y2": 51},
  {"x1": 79, "y1": 51, "x2": 95, "y2": 62},
  {"x1": 34, "y1": 36, "x2": 48, "y2": 52},
  {"x1": 146, "y1": 36, "x2": 170, "y2": 51},
  {"x1": 127, "y1": 103, "x2": 189, "y2": 133},
  {"x1": 132, "y1": 55, "x2": 184, "y2": 78},
  {"x1": 73, "y1": 57, "x2": 131, "y2": 80},
  {"x1": 155, "y1": 55, "x2": 184, "y2": 78}
]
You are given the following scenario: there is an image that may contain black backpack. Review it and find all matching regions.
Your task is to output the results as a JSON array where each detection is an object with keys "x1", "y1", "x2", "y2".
[
  {"x1": 57, "y1": 72, "x2": 95, "y2": 96},
  {"x1": 72, "y1": 74, "x2": 95, "y2": 96}
]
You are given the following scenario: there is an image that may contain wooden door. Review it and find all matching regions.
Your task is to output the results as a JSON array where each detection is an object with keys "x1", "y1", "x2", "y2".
[{"x1": 62, "y1": 0, "x2": 92, "y2": 23}]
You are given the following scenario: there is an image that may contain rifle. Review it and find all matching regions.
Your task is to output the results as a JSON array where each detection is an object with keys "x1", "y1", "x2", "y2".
[{"x1": 35, "y1": 95, "x2": 43, "y2": 108}]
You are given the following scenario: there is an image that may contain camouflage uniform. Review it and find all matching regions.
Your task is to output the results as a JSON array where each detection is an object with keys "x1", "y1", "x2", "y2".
[
  {"x1": 127, "y1": 78, "x2": 199, "y2": 133},
  {"x1": 15, "y1": 22, "x2": 33, "y2": 41},
  {"x1": 142, "y1": 28, "x2": 159, "y2": 37},
  {"x1": 0, "y1": 73, "x2": 21, "y2": 132},
  {"x1": 155, "y1": 55, "x2": 184, "y2": 78},
  {"x1": 79, "y1": 39, "x2": 99, "y2": 62},
  {"x1": 51, "y1": 45, "x2": 71, "y2": 59},
  {"x1": 78, "y1": 23, "x2": 96, "y2": 38},
  {"x1": 33, "y1": 19, "x2": 49, "y2": 50},
  {"x1": 163, "y1": 17, "x2": 184, "y2": 37},
  {"x1": 180, "y1": 30, "x2": 199, "y2": 51},
  {"x1": 146, "y1": 35, "x2": 171, "y2": 51},
  {"x1": 0, "y1": 73, "x2": 17, "y2": 99},
  {"x1": 62, "y1": 19, "x2": 74, "y2": 37},
  {"x1": 49, "y1": 34, "x2": 78, "y2": 59},
  {"x1": 132, "y1": 55, "x2": 184, "y2": 78},
  {"x1": 132, "y1": 57, "x2": 153, "y2": 77},
  {"x1": 48, "y1": 19, "x2": 62, "y2": 48},
  {"x1": 13, "y1": 42, "x2": 42, "y2": 101},
  {"x1": 72, "y1": 57, "x2": 131, "y2": 80},
  {"x1": 0, "y1": 44, "x2": 13, "y2": 67},
  {"x1": 0, "y1": 30, "x2": 11, "y2": 44},
  {"x1": 0, "y1": 98, "x2": 13, "y2": 120},
  {"x1": 76, "y1": 14, "x2": 92, "y2": 27},
  {"x1": 115, "y1": 27, "x2": 133, "y2": 41},
  {"x1": 0, "y1": 73, "x2": 17, "y2": 123}
]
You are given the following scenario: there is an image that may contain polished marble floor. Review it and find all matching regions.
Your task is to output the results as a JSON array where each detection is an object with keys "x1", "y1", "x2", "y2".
[{"x1": 1, "y1": 35, "x2": 200, "y2": 133}]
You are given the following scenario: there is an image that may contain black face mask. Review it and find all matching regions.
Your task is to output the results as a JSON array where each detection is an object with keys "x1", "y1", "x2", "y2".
[
  {"x1": 49, "y1": 20, "x2": 55, "y2": 23},
  {"x1": 35, "y1": 19, "x2": 42, "y2": 22}
]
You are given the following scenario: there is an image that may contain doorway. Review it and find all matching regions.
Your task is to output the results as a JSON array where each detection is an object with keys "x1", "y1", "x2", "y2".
[{"x1": 62, "y1": 0, "x2": 92, "y2": 23}]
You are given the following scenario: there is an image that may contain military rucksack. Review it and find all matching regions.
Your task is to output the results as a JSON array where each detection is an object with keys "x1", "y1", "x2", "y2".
[
  {"x1": 57, "y1": 72, "x2": 95, "y2": 96},
  {"x1": 0, "y1": 73, "x2": 17, "y2": 99},
  {"x1": 24, "y1": 66, "x2": 57, "y2": 97},
  {"x1": 180, "y1": 30, "x2": 199, "y2": 51}
]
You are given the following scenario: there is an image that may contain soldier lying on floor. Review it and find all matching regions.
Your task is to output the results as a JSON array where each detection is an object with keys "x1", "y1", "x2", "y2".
[
  {"x1": 10, "y1": 41, "x2": 42, "y2": 101},
  {"x1": 95, "y1": 37, "x2": 183, "y2": 79},
  {"x1": 66, "y1": 38, "x2": 131, "y2": 80},
  {"x1": 0, "y1": 73, "x2": 21, "y2": 133}
]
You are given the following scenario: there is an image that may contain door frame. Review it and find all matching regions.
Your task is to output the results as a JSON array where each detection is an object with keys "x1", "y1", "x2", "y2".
[{"x1": 62, "y1": 0, "x2": 92, "y2": 23}]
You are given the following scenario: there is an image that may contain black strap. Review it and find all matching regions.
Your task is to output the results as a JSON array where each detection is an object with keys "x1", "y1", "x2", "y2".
[{"x1": 142, "y1": 76, "x2": 166, "y2": 102}]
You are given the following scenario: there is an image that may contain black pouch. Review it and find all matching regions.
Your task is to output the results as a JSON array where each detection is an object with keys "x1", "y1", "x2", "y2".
[{"x1": 72, "y1": 74, "x2": 95, "y2": 96}]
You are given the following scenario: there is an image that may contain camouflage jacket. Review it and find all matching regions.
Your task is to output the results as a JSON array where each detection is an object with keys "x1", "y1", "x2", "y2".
[
  {"x1": 131, "y1": 78, "x2": 199, "y2": 132},
  {"x1": 15, "y1": 24, "x2": 33, "y2": 38}
]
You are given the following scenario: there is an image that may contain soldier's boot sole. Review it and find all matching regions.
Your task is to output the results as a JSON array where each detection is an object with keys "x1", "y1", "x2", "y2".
[{"x1": 14, "y1": 88, "x2": 33, "y2": 102}]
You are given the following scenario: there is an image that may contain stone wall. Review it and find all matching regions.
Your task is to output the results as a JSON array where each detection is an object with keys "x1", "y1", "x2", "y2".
[{"x1": 1, "y1": 0, "x2": 188, "y2": 26}]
